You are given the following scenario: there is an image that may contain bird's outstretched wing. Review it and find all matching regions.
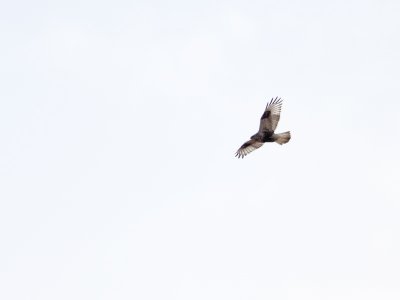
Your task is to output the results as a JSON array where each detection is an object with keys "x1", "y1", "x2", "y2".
[
  {"x1": 259, "y1": 97, "x2": 283, "y2": 134},
  {"x1": 235, "y1": 140, "x2": 264, "y2": 158}
]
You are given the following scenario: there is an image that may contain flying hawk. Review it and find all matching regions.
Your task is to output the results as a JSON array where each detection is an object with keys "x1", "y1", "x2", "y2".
[{"x1": 235, "y1": 97, "x2": 291, "y2": 158}]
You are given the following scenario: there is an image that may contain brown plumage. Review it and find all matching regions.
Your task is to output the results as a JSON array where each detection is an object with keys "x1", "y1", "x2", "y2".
[{"x1": 235, "y1": 97, "x2": 291, "y2": 158}]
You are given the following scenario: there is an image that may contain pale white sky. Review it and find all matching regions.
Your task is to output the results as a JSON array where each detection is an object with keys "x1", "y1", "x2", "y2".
[{"x1": 1, "y1": 1, "x2": 400, "y2": 299}]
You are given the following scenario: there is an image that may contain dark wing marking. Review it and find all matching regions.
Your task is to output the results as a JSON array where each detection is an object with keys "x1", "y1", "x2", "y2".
[
  {"x1": 235, "y1": 140, "x2": 264, "y2": 158},
  {"x1": 258, "y1": 97, "x2": 283, "y2": 134}
]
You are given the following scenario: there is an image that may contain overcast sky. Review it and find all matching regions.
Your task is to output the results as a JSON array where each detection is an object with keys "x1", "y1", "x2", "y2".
[{"x1": 1, "y1": 1, "x2": 400, "y2": 299}]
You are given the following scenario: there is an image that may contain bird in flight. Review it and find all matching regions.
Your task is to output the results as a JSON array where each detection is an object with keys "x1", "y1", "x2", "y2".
[{"x1": 235, "y1": 97, "x2": 291, "y2": 158}]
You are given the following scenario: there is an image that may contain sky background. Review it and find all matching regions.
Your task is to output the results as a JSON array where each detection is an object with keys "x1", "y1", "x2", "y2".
[{"x1": 1, "y1": 0, "x2": 400, "y2": 299}]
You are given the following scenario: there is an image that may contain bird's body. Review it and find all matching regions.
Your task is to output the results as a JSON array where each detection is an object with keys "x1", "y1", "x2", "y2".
[
  {"x1": 235, "y1": 97, "x2": 291, "y2": 158},
  {"x1": 250, "y1": 132, "x2": 276, "y2": 143}
]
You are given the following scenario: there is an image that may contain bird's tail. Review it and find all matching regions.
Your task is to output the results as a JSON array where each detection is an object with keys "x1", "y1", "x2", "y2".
[{"x1": 274, "y1": 131, "x2": 291, "y2": 145}]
